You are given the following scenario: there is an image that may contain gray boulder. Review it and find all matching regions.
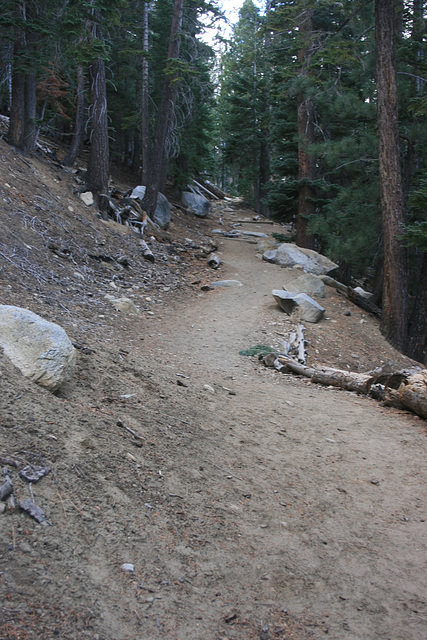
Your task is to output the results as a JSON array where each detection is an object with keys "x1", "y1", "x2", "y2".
[
  {"x1": 284, "y1": 273, "x2": 326, "y2": 298},
  {"x1": 131, "y1": 186, "x2": 171, "y2": 229},
  {"x1": 272, "y1": 290, "x2": 325, "y2": 323},
  {"x1": 0, "y1": 305, "x2": 76, "y2": 391},
  {"x1": 263, "y1": 243, "x2": 338, "y2": 275},
  {"x1": 182, "y1": 192, "x2": 211, "y2": 218},
  {"x1": 105, "y1": 295, "x2": 139, "y2": 314}
]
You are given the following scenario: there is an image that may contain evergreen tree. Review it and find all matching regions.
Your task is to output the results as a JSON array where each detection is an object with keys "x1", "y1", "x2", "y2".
[{"x1": 218, "y1": 0, "x2": 269, "y2": 213}]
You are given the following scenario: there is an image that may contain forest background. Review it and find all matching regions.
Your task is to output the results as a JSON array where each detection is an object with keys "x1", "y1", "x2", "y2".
[{"x1": 0, "y1": 0, "x2": 425, "y2": 364}]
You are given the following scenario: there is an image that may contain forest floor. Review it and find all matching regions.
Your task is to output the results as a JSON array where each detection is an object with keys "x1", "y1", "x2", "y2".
[{"x1": 0, "y1": 138, "x2": 426, "y2": 640}]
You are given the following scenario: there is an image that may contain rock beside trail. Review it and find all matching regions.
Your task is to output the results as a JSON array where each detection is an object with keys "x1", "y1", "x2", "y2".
[
  {"x1": 272, "y1": 290, "x2": 325, "y2": 323},
  {"x1": 211, "y1": 280, "x2": 243, "y2": 288},
  {"x1": 263, "y1": 243, "x2": 338, "y2": 275},
  {"x1": 131, "y1": 186, "x2": 171, "y2": 229},
  {"x1": 284, "y1": 273, "x2": 326, "y2": 298},
  {"x1": 105, "y1": 296, "x2": 139, "y2": 314},
  {"x1": 0, "y1": 305, "x2": 76, "y2": 391},
  {"x1": 182, "y1": 192, "x2": 211, "y2": 218}
]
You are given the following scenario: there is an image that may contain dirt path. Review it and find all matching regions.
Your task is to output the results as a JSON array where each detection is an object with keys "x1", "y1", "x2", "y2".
[
  {"x1": 142, "y1": 214, "x2": 427, "y2": 640},
  {"x1": 1, "y1": 191, "x2": 426, "y2": 640}
]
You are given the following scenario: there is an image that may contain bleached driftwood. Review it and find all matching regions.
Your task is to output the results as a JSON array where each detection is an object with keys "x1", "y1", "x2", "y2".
[
  {"x1": 269, "y1": 355, "x2": 426, "y2": 419},
  {"x1": 282, "y1": 323, "x2": 306, "y2": 364}
]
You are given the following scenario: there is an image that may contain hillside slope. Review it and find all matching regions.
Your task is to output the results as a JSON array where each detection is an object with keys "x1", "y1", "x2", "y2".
[{"x1": 0, "y1": 140, "x2": 426, "y2": 640}]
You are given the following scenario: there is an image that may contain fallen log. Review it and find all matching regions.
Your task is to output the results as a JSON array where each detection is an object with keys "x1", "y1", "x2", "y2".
[
  {"x1": 270, "y1": 355, "x2": 426, "y2": 419},
  {"x1": 276, "y1": 356, "x2": 374, "y2": 394},
  {"x1": 197, "y1": 178, "x2": 228, "y2": 200},
  {"x1": 193, "y1": 179, "x2": 220, "y2": 200},
  {"x1": 348, "y1": 288, "x2": 382, "y2": 317}
]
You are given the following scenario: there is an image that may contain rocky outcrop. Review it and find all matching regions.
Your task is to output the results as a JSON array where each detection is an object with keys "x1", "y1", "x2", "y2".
[
  {"x1": 0, "y1": 305, "x2": 76, "y2": 391},
  {"x1": 263, "y1": 243, "x2": 338, "y2": 275}
]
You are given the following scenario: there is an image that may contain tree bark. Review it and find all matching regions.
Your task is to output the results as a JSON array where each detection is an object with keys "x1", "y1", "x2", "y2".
[
  {"x1": 141, "y1": 0, "x2": 149, "y2": 185},
  {"x1": 375, "y1": 0, "x2": 408, "y2": 351},
  {"x1": 296, "y1": 7, "x2": 316, "y2": 249},
  {"x1": 7, "y1": 2, "x2": 26, "y2": 149},
  {"x1": 8, "y1": 67, "x2": 25, "y2": 148},
  {"x1": 140, "y1": 0, "x2": 184, "y2": 218},
  {"x1": 406, "y1": 251, "x2": 427, "y2": 363},
  {"x1": 63, "y1": 64, "x2": 86, "y2": 167},
  {"x1": 87, "y1": 54, "x2": 109, "y2": 217}
]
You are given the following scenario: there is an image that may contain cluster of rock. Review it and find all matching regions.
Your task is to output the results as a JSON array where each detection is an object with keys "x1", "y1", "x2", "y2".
[{"x1": 265, "y1": 244, "x2": 339, "y2": 323}]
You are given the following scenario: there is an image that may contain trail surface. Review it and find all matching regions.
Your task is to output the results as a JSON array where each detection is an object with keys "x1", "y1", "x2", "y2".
[{"x1": 1, "y1": 149, "x2": 425, "y2": 640}]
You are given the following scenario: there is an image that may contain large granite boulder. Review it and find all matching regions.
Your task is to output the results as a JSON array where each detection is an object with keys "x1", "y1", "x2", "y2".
[
  {"x1": 0, "y1": 305, "x2": 76, "y2": 391},
  {"x1": 182, "y1": 192, "x2": 211, "y2": 218},
  {"x1": 263, "y1": 243, "x2": 338, "y2": 275},
  {"x1": 272, "y1": 290, "x2": 325, "y2": 323},
  {"x1": 131, "y1": 186, "x2": 171, "y2": 229},
  {"x1": 284, "y1": 273, "x2": 326, "y2": 298}
]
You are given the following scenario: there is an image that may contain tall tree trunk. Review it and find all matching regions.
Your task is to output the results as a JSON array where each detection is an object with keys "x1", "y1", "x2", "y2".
[
  {"x1": 296, "y1": 6, "x2": 316, "y2": 249},
  {"x1": 7, "y1": 2, "x2": 26, "y2": 149},
  {"x1": 24, "y1": 70, "x2": 37, "y2": 151},
  {"x1": 406, "y1": 251, "x2": 427, "y2": 363},
  {"x1": 375, "y1": 0, "x2": 408, "y2": 350},
  {"x1": 8, "y1": 68, "x2": 25, "y2": 148},
  {"x1": 141, "y1": 0, "x2": 149, "y2": 185},
  {"x1": 63, "y1": 65, "x2": 86, "y2": 167},
  {"x1": 87, "y1": 55, "x2": 109, "y2": 217},
  {"x1": 140, "y1": 0, "x2": 184, "y2": 217}
]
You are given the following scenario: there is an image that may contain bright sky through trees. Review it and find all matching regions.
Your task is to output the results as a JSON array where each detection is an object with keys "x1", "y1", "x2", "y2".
[{"x1": 201, "y1": 0, "x2": 264, "y2": 44}]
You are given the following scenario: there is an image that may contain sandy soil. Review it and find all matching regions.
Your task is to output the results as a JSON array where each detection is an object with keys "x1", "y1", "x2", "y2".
[{"x1": 0, "y1": 139, "x2": 426, "y2": 640}]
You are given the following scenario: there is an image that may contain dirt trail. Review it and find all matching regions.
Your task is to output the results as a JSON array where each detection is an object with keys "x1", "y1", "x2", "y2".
[
  {"x1": 1, "y1": 162, "x2": 426, "y2": 640},
  {"x1": 142, "y1": 210, "x2": 427, "y2": 640}
]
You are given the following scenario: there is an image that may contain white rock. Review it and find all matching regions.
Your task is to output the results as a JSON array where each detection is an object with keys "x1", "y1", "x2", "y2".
[
  {"x1": 105, "y1": 296, "x2": 139, "y2": 315},
  {"x1": 0, "y1": 305, "x2": 76, "y2": 391},
  {"x1": 210, "y1": 280, "x2": 243, "y2": 288},
  {"x1": 79, "y1": 191, "x2": 94, "y2": 206},
  {"x1": 121, "y1": 563, "x2": 135, "y2": 572},
  {"x1": 263, "y1": 243, "x2": 338, "y2": 275}
]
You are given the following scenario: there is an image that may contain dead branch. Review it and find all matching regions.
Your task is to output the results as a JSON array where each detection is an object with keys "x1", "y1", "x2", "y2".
[{"x1": 269, "y1": 355, "x2": 426, "y2": 419}]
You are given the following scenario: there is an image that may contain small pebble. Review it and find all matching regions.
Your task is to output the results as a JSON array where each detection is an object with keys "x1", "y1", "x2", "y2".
[{"x1": 121, "y1": 563, "x2": 134, "y2": 572}]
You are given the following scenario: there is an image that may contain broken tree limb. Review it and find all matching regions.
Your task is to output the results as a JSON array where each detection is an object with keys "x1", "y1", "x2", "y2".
[
  {"x1": 0, "y1": 474, "x2": 13, "y2": 501},
  {"x1": 348, "y1": 288, "x2": 382, "y2": 317},
  {"x1": 197, "y1": 178, "x2": 228, "y2": 200},
  {"x1": 276, "y1": 355, "x2": 373, "y2": 393},
  {"x1": 271, "y1": 356, "x2": 426, "y2": 418},
  {"x1": 139, "y1": 239, "x2": 155, "y2": 263},
  {"x1": 398, "y1": 371, "x2": 427, "y2": 419},
  {"x1": 282, "y1": 323, "x2": 307, "y2": 364},
  {"x1": 193, "y1": 179, "x2": 220, "y2": 200}
]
